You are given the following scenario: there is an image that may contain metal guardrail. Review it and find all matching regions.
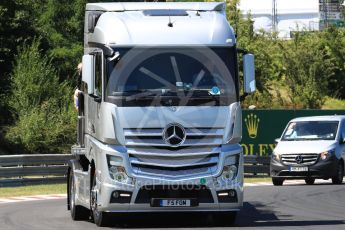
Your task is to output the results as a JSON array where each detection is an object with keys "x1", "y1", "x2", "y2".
[
  {"x1": 244, "y1": 156, "x2": 271, "y2": 177},
  {"x1": 0, "y1": 154, "x2": 271, "y2": 187},
  {"x1": 0, "y1": 154, "x2": 74, "y2": 187}
]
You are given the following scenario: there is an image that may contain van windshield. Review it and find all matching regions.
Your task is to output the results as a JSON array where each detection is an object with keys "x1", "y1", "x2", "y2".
[
  {"x1": 105, "y1": 46, "x2": 238, "y2": 106},
  {"x1": 282, "y1": 121, "x2": 339, "y2": 141}
]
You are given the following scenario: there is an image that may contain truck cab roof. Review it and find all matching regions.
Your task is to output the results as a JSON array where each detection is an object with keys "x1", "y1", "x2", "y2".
[
  {"x1": 86, "y1": 2, "x2": 226, "y2": 12},
  {"x1": 85, "y1": 2, "x2": 236, "y2": 47}
]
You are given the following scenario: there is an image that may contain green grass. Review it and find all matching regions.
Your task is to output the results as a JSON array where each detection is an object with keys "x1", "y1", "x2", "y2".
[
  {"x1": 244, "y1": 177, "x2": 271, "y2": 183},
  {"x1": 322, "y1": 97, "x2": 345, "y2": 110},
  {"x1": 0, "y1": 183, "x2": 66, "y2": 198}
]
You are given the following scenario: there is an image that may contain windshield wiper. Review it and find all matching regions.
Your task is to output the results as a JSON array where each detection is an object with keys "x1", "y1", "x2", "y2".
[
  {"x1": 283, "y1": 138, "x2": 321, "y2": 141},
  {"x1": 111, "y1": 90, "x2": 147, "y2": 96},
  {"x1": 190, "y1": 89, "x2": 216, "y2": 96},
  {"x1": 298, "y1": 138, "x2": 331, "y2": 141},
  {"x1": 109, "y1": 90, "x2": 157, "y2": 101}
]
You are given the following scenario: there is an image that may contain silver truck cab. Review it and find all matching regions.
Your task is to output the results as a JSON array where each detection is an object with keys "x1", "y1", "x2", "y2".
[{"x1": 67, "y1": 2, "x2": 255, "y2": 227}]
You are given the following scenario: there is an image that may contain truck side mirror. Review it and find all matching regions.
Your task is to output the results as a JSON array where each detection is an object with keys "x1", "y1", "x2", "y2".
[
  {"x1": 82, "y1": 55, "x2": 94, "y2": 95},
  {"x1": 243, "y1": 54, "x2": 256, "y2": 94},
  {"x1": 274, "y1": 138, "x2": 280, "y2": 144}
]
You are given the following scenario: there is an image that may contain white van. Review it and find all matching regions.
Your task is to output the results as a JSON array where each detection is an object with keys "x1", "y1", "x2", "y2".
[{"x1": 270, "y1": 116, "x2": 345, "y2": 186}]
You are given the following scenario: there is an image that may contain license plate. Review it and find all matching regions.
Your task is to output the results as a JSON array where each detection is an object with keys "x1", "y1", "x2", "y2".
[
  {"x1": 290, "y1": 166, "x2": 308, "y2": 172},
  {"x1": 151, "y1": 198, "x2": 198, "y2": 207},
  {"x1": 160, "y1": 199, "x2": 191, "y2": 207}
]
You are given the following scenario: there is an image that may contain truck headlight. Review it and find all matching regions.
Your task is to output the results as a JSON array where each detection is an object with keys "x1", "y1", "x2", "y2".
[
  {"x1": 221, "y1": 165, "x2": 238, "y2": 181},
  {"x1": 215, "y1": 155, "x2": 239, "y2": 186},
  {"x1": 320, "y1": 149, "x2": 334, "y2": 160},
  {"x1": 109, "y1": 166, "x2": 128, "y2": 182},
  {"x1": 219, "y1": 155, "x2": 239, "y2": 182},
  {"x1": 107, "y1": 155, "x2": 132, "y2": 184}
]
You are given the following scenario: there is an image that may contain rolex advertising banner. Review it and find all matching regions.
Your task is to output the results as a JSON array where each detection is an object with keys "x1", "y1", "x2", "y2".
[{"x1": 241, "y1": 110, "x2": 345, "y2": 156}]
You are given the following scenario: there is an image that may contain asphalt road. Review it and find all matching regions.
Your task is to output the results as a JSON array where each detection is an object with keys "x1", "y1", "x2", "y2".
[{"x1": 1, "y1": 182, "x2": 345, "y2": 230}]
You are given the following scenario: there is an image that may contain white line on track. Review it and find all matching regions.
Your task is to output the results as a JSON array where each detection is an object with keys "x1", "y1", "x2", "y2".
[{"x1": 0, "y1": 194, "x2": 66, "y2": 204}]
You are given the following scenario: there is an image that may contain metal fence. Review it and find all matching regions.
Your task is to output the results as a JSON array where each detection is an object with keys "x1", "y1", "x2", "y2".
[
  {"x1": 0, "y1": 154, "x2": 271, "y2": 187},
  {"x1": 0, "y1": 154, "x2": 74, "y2": 187},
  {"x1": 244, "y1": 155, "x2": 270, "y2": 177}
]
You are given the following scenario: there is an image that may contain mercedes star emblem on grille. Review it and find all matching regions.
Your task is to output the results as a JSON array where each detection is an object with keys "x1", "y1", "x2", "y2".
[
  {"x1": 295, "y1": 155, "x2": 304, "y2": 164},
  {"x1": 163, "y1": 123, "x2": 186, "y2": 147}
]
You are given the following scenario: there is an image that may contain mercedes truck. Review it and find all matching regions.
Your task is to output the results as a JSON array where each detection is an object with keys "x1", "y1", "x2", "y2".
[{"x1": 67, "y1": 2, "x2": 256, "y2": 227}]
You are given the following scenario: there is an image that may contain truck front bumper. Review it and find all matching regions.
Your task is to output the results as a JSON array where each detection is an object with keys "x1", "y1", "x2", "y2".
[{"x1": 97, "y1": 176, "x2": 243, "y2": 212}]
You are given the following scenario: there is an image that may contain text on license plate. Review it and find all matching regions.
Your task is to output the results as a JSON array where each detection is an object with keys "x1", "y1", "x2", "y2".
[
  {"x1": 160, "y1": 199, "x2": 191, "y2": 207},
  {"x1": 290, "y1": 166, "x2": 308, "y2": 172}
]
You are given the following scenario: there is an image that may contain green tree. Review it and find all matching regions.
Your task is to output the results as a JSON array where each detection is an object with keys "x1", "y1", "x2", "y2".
[
  {"x1": 320, "y1": 27, "x2": 345, "y2": 98},
  {"x1": 6, "y1": 40, "x2": 76, "y2": 153},
  {"x1": 226, "y1": 0, "x2": 286, "y2": 108},
  {"x1": 36, "y1": 0, "x2": 121, "y2": 82},
  {"x1": 0, "y1": 0, "x2": 39, "y2": 77},
  {"x1": 280, "y1": 32, "x2": 335, "y2": 109},
  {"x1": 37, "y1": 0, "x2": 87, "y2": 81},
  {"x1": 0, "y1": 0, "x2": 40, "y2": 124}
]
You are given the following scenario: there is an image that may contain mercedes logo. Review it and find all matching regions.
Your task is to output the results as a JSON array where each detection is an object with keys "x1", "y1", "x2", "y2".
[
  {"x1": 163, "y1": 123, "x2": 186, "y2": 147},
  {"x1": 295, "y1": 155, "x2": 304, "y2": 164}
]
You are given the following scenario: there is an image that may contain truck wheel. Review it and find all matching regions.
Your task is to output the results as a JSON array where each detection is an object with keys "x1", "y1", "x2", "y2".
[
  {"x1": 272, "y1": 178, "x2": 284, "y2": 186},
  {"x1": 212, "y1": 211, "x2": 237, "y2": 226},
  {"x1": 305, "y1": 178, "x2": 315, "y2": 185},
  {"x1": 90, "y1": 174, "x2": 109, "y2": 227},
  {"x1": 332, "y1": 161, "x2": 344, "y2": 185},
  {"x1": 69, "y1": 170, "x2": 89, "y2": 220}
]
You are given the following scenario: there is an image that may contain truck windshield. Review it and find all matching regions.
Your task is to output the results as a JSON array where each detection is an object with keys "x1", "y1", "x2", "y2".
[
  {"x1": 105, "y1": 46, "x2": 238, "y2": 106},
  {"x1": 281, "y1": 121, "x2": 339, "y2": 141}
]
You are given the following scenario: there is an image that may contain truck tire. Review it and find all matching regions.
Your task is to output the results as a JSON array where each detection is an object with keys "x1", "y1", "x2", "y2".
[
  {"x1": 272, "y1": 178, "x2": 284, "y2": 186},
  {"x1": 332, "y1": 161, "x2": 344, "y2": 185},
  {"x1": 212, "y1": 211, "x2": 237, "y2": 226},
  {"x1": 69, "y1": 170, "x2": 89, "y2": 220},
  {"x1": 305, "y1": 178, "x2": 315, "y2": 185},
  {"x1": 90, "y1": 174, "x2": 109, "y2": 227}
]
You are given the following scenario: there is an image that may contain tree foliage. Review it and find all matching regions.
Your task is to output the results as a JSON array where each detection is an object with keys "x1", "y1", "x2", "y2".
[{"x1": 6, "y1": 41, "x2": 76, "y2": 153}]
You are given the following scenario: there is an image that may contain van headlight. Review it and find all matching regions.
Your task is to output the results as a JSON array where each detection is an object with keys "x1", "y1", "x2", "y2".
[
  {"x1": 272, "y1": 151, "x2": 281, "y2": 161},
  {"x1": 320, "y1": 149, "x2": 335, "y2": 160}
]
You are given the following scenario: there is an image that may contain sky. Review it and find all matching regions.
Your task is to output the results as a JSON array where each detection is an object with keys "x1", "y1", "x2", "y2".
[{"x1": 239, "y1": 0, "x2": 319, "y2": 15}]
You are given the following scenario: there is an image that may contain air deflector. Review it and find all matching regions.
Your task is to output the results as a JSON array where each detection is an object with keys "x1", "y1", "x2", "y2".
[{"x1": 143, "y1": 9, "x2": 188, "y2": 16}]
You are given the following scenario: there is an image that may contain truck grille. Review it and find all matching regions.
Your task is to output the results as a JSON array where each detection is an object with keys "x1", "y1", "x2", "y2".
[
  {"x1": 281, "y1": 154, "x2": 319, "y2": 166},
  {"x1": 124, "y1": 128, "x2": 223, "y2": 178}
]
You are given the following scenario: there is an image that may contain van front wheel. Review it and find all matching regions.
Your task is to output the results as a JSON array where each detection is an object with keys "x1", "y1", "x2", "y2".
[
  {"x1": 305, "y1": 178, "x2": 315, "y2": 185},
  {"x1": 272, "y1": 178, "x2": 284, "y2": 186},
  {"x1": 332, "y1": 162, "x2": 344, "y2": 185}
]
